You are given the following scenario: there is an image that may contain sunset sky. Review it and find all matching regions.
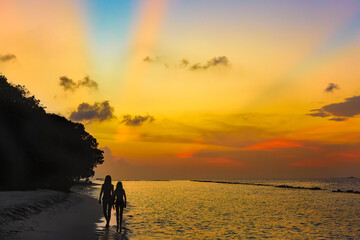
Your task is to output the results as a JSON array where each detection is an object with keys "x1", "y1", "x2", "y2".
[{"x1": 1, "y1": 0, "x2": 360, "y2": 179}]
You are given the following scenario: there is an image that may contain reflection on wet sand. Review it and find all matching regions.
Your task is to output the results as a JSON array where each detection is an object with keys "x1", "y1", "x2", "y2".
[{"x1": 97, "y1": 215, "x2": 129, "y2": 240}]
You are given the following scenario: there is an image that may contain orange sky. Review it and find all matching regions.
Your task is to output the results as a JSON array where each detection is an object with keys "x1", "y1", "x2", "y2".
[{"x1": 1, "y1": 0, "x2": 360, "y2": 179}]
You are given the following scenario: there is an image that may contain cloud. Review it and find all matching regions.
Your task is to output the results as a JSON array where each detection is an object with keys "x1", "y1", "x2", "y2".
[
  {"x1": 121, "y1": 114, "x2": 154, "y2": 126},
  {"x1": 179, "y1": 59, "x2": 189, "y2": 68},
  {"x1": 143, "y1": 56, "x2": 230, "y2": 71},
  {"x1": 143, "y1": 56, "x2": 154, "y2": 62},
  {"x1": 194, "y1": 140, "x2": 360, "y2": 175},
  {"x1": 190, "y1": 56, "x2": 229, "y2": 70},
  {"x1": 69, "y1": 101, "x2": 114, "y2": 122},
  {"x1": 308, "y1": 95, "x2": 360, "y2": 121},
  {"x1": 245, "y1": 139, "x2": 303, "y2": 151},
  {"x1": 59, "y1": 75, "x2": 98, "y2": 91},
  {"x1": 307, "y1": 109, "x2": 331, "y2": 118},
  {"x1": 329, "y1": 117, "x2": 347, "y2": 121},
  {"x1": 208, "y1": 56, "x2": 229, "y2": 66},
  {"x1": 94, "y1": 140, "x2": 360, "y2": 179},
  {"x1": 59, "y1": 76, "x2": 77, "y2": 91},
  {"x1": 77, "y1": 76, "x2": 98, "y2": 89},
  {"x1": 0, "y1": 54, "x2": 16, "y2": 62},
  {"x1": 143, "y1": 56, "x2": 169, "y2": 68},
  {"x1": 325, "y1": 83, "x2": 339, "y2": 92},
  {"x1": 94, "y1": 112, "x2": 360, "y2": 179},
  {"x1": 322, "y1": 96, "x2": 360, "y2": 117},
  {"x1": 189, "y1": 63, "x2": 202, "y2": 70},
  {"x1": 143, "y1": 56, "x2": 164, "y2": 63}
]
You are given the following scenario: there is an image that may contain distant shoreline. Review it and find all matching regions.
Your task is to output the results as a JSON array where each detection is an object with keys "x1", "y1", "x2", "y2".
[
  {"x1": 191, "y1": 179, "x2": 360, "y2": 195},
  {"x1": 92, "y1": 177, "x2": 357, "y2": 182},
  {"x1": 191, "y1": 179, "x2": 323, "y2": 190}
]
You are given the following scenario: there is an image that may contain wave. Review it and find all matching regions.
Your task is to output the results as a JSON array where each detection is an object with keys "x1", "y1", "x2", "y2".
[{"x1": 0, "y1": 190, "x2": 67, "y2": 223}]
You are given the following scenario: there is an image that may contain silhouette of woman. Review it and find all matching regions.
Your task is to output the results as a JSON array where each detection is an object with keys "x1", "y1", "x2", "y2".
[
  {"x1": 99, "y1": 175, "x2": 114, "y2": 228},
  {"x1": 113, "y1": 181, "x2": 127, "y2": 232}
]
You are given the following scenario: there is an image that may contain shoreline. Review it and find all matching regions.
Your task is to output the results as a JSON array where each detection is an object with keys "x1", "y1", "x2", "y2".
[{"x1": 0, "y1": 188, "x2": 102, "y2": 240}]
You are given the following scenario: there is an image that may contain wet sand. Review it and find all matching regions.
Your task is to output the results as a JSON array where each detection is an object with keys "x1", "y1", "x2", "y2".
[{"x1": 0, "y1": 189, "x2": 103, "y2": 240}]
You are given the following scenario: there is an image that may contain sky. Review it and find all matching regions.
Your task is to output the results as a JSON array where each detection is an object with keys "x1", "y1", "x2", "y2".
[{"x1": 1, "y1": 0, "x2": 360, "y2": 179}]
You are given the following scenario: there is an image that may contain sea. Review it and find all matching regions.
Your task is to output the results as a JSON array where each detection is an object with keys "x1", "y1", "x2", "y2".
[{"x1": 78, "y1": 178, "x2": 360, "y2": 239}]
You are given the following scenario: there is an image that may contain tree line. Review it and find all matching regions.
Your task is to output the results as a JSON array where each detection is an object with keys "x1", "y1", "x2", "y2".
[{"x1": 0, "y1": 75, "x2": 104, "y2": 191}]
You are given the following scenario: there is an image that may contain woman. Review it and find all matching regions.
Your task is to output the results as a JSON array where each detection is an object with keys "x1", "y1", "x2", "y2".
[
  {"x1": 113, "y1": 181, "x2": 127, "y2": 232},
  {"x1": 99, "y1": 175, "x2": 114, "y2": 228}
]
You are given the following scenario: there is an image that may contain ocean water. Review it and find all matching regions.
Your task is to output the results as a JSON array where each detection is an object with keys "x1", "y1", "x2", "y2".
[{"x1": 81, "y1": 179, "x2": 360, "y2": 239}]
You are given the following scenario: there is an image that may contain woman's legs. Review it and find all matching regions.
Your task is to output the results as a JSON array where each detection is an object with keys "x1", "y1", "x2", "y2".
[
  {"x1": 103, "y1": 201, "x2": 111, "y2": 227},
  {"x1": 115, "y1": 203, "x2": 120, "y2": 231},
  {"x1": 119, "y1": 206, "x2": 124, "y2": 232},
  {"x1": 106, "y1": 202, "x2": 111, "y2": 226},
  {"x1": 102, "y1": 202, "x2": 107, "y2": 221}
]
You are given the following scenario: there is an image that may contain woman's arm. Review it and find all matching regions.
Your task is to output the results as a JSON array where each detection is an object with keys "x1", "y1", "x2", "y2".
[
  {"x1": 99, "y1": 185, "x2": 103, "y2": 204},
  {"x1": 123, "y1": 190, "x2": 127, "y2": 208}
]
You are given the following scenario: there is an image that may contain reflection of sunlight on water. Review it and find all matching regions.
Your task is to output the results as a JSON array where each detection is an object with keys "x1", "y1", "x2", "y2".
[{"x1": 85, "y1": 179, "x2": 360, "y2": 239}]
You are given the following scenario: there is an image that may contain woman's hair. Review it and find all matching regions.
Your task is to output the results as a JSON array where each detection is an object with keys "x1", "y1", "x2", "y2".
[
  {"x1": 116, "y1": 181, "x2": 123, "y2": 190},
  {"x1": 104, "y1": 175, "x2": 112, "y2": 186}
]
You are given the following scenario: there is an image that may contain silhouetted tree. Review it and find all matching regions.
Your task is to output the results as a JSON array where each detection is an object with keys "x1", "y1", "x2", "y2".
[{"x1": 0, "y1": 75, "x2": 104, "y2": 191}]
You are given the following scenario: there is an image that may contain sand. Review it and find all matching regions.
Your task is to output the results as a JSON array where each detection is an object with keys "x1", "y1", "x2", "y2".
[{"x1": 0, "y1": 189, "x2": 103, "y2": 240}]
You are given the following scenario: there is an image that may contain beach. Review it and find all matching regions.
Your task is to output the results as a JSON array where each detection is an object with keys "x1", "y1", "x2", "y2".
[{"x1": 0, "y1": 186, "x2": 102, "y2": 240}]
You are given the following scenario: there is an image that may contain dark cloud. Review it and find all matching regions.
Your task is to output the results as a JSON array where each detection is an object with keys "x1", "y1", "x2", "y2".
[
  {"x1": 143, "y1": 56, "x2": 230, "y2": 71},
  {"x1": 143, "y1": 56, "x2": 163, "y2": 63},
  {"x1": 0, "y1": 54, "x2": 16, "y2": 62},
  {"x1": 143, "y1": 56, "x2": 154, "y2": 62},
  {"x1": 322, "y1": 96, "x2": 360, "y2": 117},
  {"x1": 208, "y1": 56, "x2": 229, "y2": 66},
  {"x1": 189, "y1": 63, "x2": 202, "y2": 70},
  {"x1": 308, "y1": 95, "x2": 360, "y2": 121},
  {"x1": 329, "y1": 117, "x2": 347, "y2": 121},
  {"x1": 325, "y1": 83, "x2": 339, "y2": 93},
  {"x1": 179, "y1": 59, "x2": 189, "y2": 68},
  {"x1": 190, "y1": 56, "x2": 229, "y2": 70},
  {"x1": 121, "y1": 114, "x2": 154, "y2": 127},
  {"x1": 307, "y1": 109, "x2": 331, "y2": 118},
  {"x1": 143, "y1": 56, "x2": 170, "y2": 68},
  {"x1": 59, "y1": 76, "x2": 77, "y2": 91},
  {"x1": 69, "y1": 101, "x2": 114, "y2": 122},
  {"x1": 59, "y1": 75, "x2": 98, "y2": 91},
  {"x1": 78, "y1": 76, "x2": 98, "y2": 89}
]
